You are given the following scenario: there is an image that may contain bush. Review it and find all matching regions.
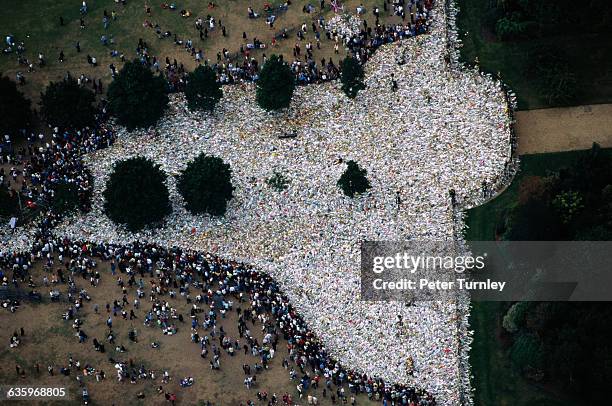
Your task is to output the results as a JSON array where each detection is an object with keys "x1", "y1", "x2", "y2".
[
  {"x1": 107, "y1": 60, "x2": 169, "y2": 130},
  {"x1": 266, "y1": 171, "x2": 290, "y2": 191},
  {"x1": 40, "y1": 74, "x2": 96, "y2": 130},
  {"x1": 0, "y1": 76, "x2": 31, "y2": 137},
  {"x1": 103, "y1": 157, "x2": 172, "y2": 231},
  {"x1": 256, "y1": 55, "x2": 295, "y2": 111},
  {"x1": 340, "y1": 57, "x2": 365, "y2": 98},
  {"x1": 177, "y1": 154, "x2": 234, "y2": 216},
  {"x1": 0, "y1": 187, "x2": 19, "y2": 218},
  {"x1": 337, "y1": 160, "x2": 371, "y2": 198},
  {"x1": 51, "y1": 182, "x2": 82, "y2": 214},
  {"x1": 185, "y1": 65, "x2": 223, "y2": 112},
  {"x1": 509, "y1": 333, "x2": 544, "y2": 372},
  {"x1": 502, "y1": 302, "x2": 531, "y2": 333},
  {"x1": 527, "y1": 49, "x2": 577, "y2": 105}
]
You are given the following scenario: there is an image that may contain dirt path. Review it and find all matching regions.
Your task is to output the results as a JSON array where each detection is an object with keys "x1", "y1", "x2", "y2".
[{"x1": 516, "y1": 104, "x2": 612, "y2": 155}]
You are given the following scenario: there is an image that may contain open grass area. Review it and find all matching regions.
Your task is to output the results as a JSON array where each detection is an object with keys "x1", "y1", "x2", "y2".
[
  {"x1": 465, "y1": 148, "x2": 612, "y2": 406},
  {"x1": 0, "y1": 0, "x2": 399, "y2": 103},
  {"x1": 456, "y1": 0, "x2": 612, "y2": 110}
]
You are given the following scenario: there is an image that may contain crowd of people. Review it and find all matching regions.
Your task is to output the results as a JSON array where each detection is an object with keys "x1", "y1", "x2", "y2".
[
  {"x1": 1, "y1": 1, "x2": 518, "y2": 405},
  {"x1": 2, "y1": 237, "x2": 436, "y2": 404},
  {"x1": 142, "y1": 1, "x2": 433, "y2": 89}
]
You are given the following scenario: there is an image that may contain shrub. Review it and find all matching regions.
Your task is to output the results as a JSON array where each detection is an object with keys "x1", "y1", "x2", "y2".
[
  {"x1": 502, "y1": 302, "x2": 531, "y2": 333},
  {"x1": 51, "y1": 182, "x2": 82, "y2": 214},
  {"x1": 528, "y1": 49, "x2": 577, "y2": 106},
  {"x1": 0, "y1": 187, "x2": 19, "y2": 218},
  {"x1": 0, "y1": 76, "x2": 31, "y2": 137},
  {"x1": 340, "y1": 57, "x2": 365, "y2": 98},
  {"x1": 552, "y1": 190, "x2": 584, "y2": 224},
  {"x1": 177, "y1": 154, "x2": 234, "y2": 216},
  {"x1": 107, "y1": 60, "x2": 169, "y2": 130},
  {"x1": 266, "y1": 171, "x2": 290, "y2": 191},
  {"x1": 185, "y1": 65, "x2": 223, "y2": 112},
  {"x1": 103, "y1": 157, "x2": 171, "y2": 231},
  {"x1": 509, "y1": 333, "x2": 544, "y2": 372},
  {"x1": 40, "y1": 74, "x2": 96, "y2": 130},
  {"x1": 256, "y1": 55, "x2": 295, "y2": 111},
  {"x1": 337, "y1": 160, "x2": 371, "y2": 198}
]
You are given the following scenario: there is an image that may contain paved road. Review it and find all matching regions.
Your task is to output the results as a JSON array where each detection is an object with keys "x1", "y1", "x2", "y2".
[{"x1": 516, "y1": 103, "x2": 612, "y2": 155}]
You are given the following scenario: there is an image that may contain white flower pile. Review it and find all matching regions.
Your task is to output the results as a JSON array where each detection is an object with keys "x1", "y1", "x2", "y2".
[
  {"x1": 325, "y1": 14, "x2": 363, "y2": 39},
  {"x1": 2, "y1": 1, "x2": 518, "y2": 405}
]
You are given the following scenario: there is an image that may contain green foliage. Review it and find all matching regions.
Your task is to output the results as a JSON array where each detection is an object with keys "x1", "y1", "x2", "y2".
[
  {"x1": 185, "y1": 65, "x2": 223, "y2": 112},
  {"x1": 256, "y1": 55, "x2": 295, "y2": 111},
  {"x1": 340, "y1": 57, "x2": 365, "y2": 98},
  {"x1": 0, "y1": 187, "x2": 19, "y2": 218},
  {"x1": 495, "y1": 13, "x2": 535, "y2": 40},
  {"x1": 40, "y1": 74, "x2": 96, "y2": 130},
  {"x1": 107, "y1": 60, "x2": 169, "y2": 130},
  {"x1": 503, "y1": 144, "x2": 612, "y2": 241},
  {"x1": 502, "y1": 302, "x2": 530, "y2": 333},
  {"x1": 494, "y1": 0, "x2": 611, "y2": 40},
  {"x1": 503, "y1": 198, "x2": 563, "y2": 240},
  {"x1": 551, "y1": 190, "x2": 583, "y2": 224},
  {"x1": 509, "y1": 333, "x2": 543, "y2": 372},
  {"x1": 177, "y1": 154, "x2": 234, "y2": 216},
  {"x1": 103, "y1": 157, "x2": 172, "y2": 231},
  {"x1": 0, "y1": 76, "x2": 31, "y2": 137},
  {"x1": 51, "y1": 182, "x2": 81, "y2": 214},
  {"x1": 530, "y1": 51, "x2": 577, "y2": 106},
  {"x1": 337, "y1": 160, "x2": 371, "y2": 198},
  {"x1": 266, "y1": 171, "x2": 290, "y2": 191}
]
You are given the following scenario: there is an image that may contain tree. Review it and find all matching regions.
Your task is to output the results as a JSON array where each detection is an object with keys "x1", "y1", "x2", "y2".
[
  {"x1": 107, "y1": 60, "x2": 169, "y2": 130},
  {"x1": 509, "y1": 332, "x2": 544, "y2": 373},
  {"x1": 0, "y1": 76, "x2": 31, "y2": 137},
  {"x1": 40, "y1": 74, "x2": 96, "y2": 130},
  {"x1": 528, "y1": 49, "x2": 576, "y2": 106},
  {"x1": 256, "y1": 55, "x2": 295, "y2": 111},
  {"x1": 177, "y1": 154, "x2": 234, "y2": 216},
  {"x1": 337, "y1": 160, "x2": 371, "y2": 198},
  {"x1": 103, "y1": 157, "x2": 171, "y2": 231},
  {"x1": 502, "y1": 302, "x2": 531, "y2": 333},
  {"x1": 185, "y1": 65, "x2": 222, "y2": 112},
  {"x1": 51, "y1": 181, "x2": 82, "y2": 214},
  {"x1": 340, "y1": 57, "x2": 365, "y2": 98},
  {"x1": 0, "y1": 187, "x2": 19, "y2": 218}
]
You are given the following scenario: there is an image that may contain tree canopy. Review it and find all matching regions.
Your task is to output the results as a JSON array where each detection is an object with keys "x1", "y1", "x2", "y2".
[
  {"x1": 337, "y1": 160, "x2": 371, "y2": 198},
  {"x1": 107, "y1": 60, "x2": 169, "y2": 130},
  {"x1": 51, "y1": 181, "x2": 83, "y2": 215},
  {"x1": 0, "y1": 76, "x2": 31, "y2": 137},
  {"x1": 256, "y1": 55, "x2": 296, "y2": 111},
  {"x1": 340, "y1": 57, "x2": 366, "y2": 98},
  {"x1": 40, "y1": 74, "x2": 96, "y2": 130},
  {"x1": 503, "y1": 143, "x2": 612, "y2": 241},
  {"x1": 103, "y1": 157, "x2": 172, "y2": 231},
  {"x1": 184, "y1": 65, "x2": 223, "y2": 112},
  {"x1": 177, "y1": 154, "x2": 234, "y2": 216},
  {"x1": 497, "y1": 143, "x2": 612, "y2": 401},
  {"x1": 0, "y1": 187, "x2": 19, "y2": 218}
]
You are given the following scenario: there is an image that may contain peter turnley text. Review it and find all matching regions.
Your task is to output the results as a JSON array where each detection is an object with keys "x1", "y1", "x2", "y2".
[{"x1": 372, "y1": 278, "x2": 507, "y2": 292}]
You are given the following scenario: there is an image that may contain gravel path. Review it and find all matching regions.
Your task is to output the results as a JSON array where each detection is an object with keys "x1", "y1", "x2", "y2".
[{"x1": 516, "y1": 104, "x2": 612, "y2": 155}]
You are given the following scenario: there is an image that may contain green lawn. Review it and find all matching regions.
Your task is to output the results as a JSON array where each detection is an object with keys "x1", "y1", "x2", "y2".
[
  {"x1": 465, "y1": 148, "x2": 612, "y2": 406},
  {"x1": 456, "y1": 0, "x2": 612, "y2": 110}
]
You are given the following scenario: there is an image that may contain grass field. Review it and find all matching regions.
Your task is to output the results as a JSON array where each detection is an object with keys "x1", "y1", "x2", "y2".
[
  {"x1": 456, "y1": 0, "x2": 612, "y2": 110},
  {"x1": 465, "y1": 148, "x2": 612, "y2": 406},
  {"x1": 0, "y1": 0, "x2": 401, "y2": 103}
]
